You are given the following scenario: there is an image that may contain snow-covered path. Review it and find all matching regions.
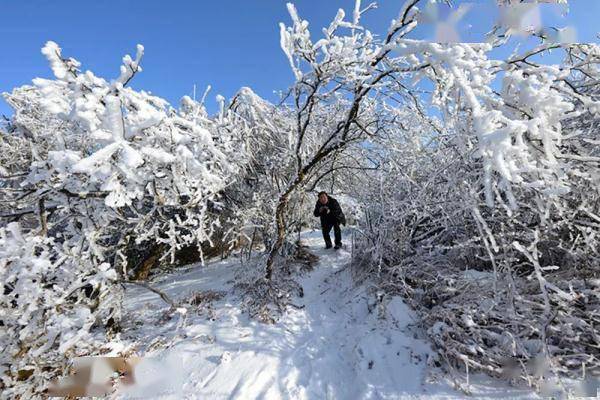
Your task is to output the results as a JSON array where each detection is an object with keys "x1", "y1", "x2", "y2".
[
  {"x1": 119, "y1": 230, "x2": 537, "y2": 399},
  {"x1": 260, "y1": 231, "x2": 440, "y2": 399}
]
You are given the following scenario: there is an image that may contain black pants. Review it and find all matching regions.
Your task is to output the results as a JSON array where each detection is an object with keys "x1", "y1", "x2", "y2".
[{"x1": 322, "y1": 222, "x2": 342, "y2": 247}]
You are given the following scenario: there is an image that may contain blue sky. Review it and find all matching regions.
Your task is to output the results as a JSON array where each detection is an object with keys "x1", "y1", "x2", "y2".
[{"x1": 1, "y1": 1, "x2": 598, "y2": 117}]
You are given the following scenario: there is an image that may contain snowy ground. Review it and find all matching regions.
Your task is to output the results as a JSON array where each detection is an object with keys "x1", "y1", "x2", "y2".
[{"x1": 116, "y1": 230, "x2": 539, "y2": 399}]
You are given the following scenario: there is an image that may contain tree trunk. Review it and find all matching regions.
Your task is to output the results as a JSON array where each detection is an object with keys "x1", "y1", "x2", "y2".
[
  {"x1": 265, "y1": 196, "x2": 289, "y2": 280},
  {"x1": 247, "y1": 227, "x2": 257, "y2": 261},
  {"x1": 38, "y1": 198, "x2": 47, "y2": 236},
  {"x1": 265, "y1": 173, "x2": 305, "y2": 280}
]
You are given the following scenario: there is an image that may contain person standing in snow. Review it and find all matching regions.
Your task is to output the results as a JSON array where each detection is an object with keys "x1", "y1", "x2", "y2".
[{"x1": 313, "y1": 191, "x2": 346, "y2": 249}]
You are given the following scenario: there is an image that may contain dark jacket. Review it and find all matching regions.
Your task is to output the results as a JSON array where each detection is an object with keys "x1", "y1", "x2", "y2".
[{"x1": 313, "y1": 196, "x2": 345, "y2": 226}]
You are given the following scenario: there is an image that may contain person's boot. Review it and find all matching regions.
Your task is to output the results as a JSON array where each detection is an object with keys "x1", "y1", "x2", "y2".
[
  {"x1": 334, "y1": 244, "x2": 342, "y2": 250},
  {"x1": 325, "y1": 243, "x2": 333, "y2": 249}
]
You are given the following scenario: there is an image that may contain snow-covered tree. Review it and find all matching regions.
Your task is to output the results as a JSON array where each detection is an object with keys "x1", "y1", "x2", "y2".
[
  {"x1": 0, "y1": 41, "x2": 246, "y2": 396},
  {"x1": 350, "y1": 20, "x2": 600, "y2": 387},
  {"x1": 263, "y1": 0, "x2": 581, "y2": 278},
  {"x1": 262, "y1": 1, "x2": 437, "y2": 279}
]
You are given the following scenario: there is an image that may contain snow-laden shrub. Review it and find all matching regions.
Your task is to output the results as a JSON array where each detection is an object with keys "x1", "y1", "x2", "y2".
[
  {"x1": 0, "y1": 42, "x2": 248, "y2": 396},
  {"x1": 0, "y1": 222, "x2": 120, "y2": 398},
  {"x1": 352, "y1": 41, "x2": 600, "y2": 388},
  {"x1": 3, "y1": 41, "x2": 244, "y2": 272}
]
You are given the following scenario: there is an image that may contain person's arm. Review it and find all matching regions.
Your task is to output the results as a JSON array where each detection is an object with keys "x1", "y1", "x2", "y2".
[
  {"x1": 330, "y1": 199, "x2": 343, "y2": 219},
  {"x1": 313, "y1": 202, "x2": 321, "y2": 217}
]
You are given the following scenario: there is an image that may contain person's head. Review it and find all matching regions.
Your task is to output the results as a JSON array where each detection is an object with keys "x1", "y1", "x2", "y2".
[{"x1": 318, "y1": 191, "x2": 328, "y2": 204}]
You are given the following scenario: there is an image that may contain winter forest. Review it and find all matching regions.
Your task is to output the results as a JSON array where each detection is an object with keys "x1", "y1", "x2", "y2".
[{"x1": 1, "y1": 0, "x2": 599, "y2": 398}]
